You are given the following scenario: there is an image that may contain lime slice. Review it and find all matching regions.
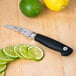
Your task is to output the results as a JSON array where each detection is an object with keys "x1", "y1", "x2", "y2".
[
  {"x1": 0, "y1": 61, "x2": 7, "y2": 65},
  {"x1": 0, "y1": 49, "x2": 14, "y2": 62},
  {"x1": 0, "y1": 65, "x2": 7, "y2": 73},
  {"x1": 19, "y1": 45, "x2": 31, "y2": 59},
  {"x1": 28, "y1": 46, "x2": 44, "y2": 61},
  {"x1": 0, "y1": 71, "x2": 5, "y2": 76},
  {"x1": 14, "y1": 44, "x2": 24, "y2": 58},
  {"x1": 3, "y1": 46, "x2": 18, "y2": 59}
]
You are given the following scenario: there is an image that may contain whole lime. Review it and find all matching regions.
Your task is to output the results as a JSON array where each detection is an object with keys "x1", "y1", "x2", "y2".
[{"x1": 19, "y1": 0, "x2": 43, "y2": 17}]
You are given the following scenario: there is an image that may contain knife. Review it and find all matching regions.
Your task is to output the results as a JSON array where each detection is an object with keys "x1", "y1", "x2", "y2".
[{"x1": 4, "y1": 25, "x2": 73, "y2": 56}]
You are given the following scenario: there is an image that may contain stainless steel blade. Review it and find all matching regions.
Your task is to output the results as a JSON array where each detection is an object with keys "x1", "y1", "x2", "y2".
[{"x1": 4, "y1": 25, "x2": 37, "y2": 38}]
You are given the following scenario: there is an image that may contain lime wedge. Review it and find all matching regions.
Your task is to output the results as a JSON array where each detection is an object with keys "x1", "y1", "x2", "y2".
[
  {"x1": 0, "y1": 65, "x2": 7, "y2": 73},
  {"x1": 0, "y1": 49, "x2": 14, "y2": 62},
  {"x1": 19, "y1": 45, "x2": 31, "y2": 59},
  {"x1": 0, "y1": 61, "x2": 7, "y2": 65},
  {"x1": 3, "y1": 46, "x2": 18, "y2": 59},
  {"x1": 14, "y1": 44, "x2": 24, "y2": 58},
  {"x1": 0, "y1": 71, "x2": 5, "y2": 76},
  {"x1": 28, "y1": 46, "x2": 44, "y2": 61}
]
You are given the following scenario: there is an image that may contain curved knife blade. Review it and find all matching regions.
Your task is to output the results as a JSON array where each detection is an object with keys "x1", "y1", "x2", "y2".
[{"x1": 4, "y1": 25, "x2": 37, "y2": 39}]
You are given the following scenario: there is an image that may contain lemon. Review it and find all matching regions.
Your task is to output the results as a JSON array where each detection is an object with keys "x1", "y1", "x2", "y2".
[{"x1": 44, "y1": 0, "x2": 70, "y2": 11}]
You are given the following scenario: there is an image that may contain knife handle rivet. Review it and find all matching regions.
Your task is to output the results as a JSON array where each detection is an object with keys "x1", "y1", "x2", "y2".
[{"x1": 63, "y1": 47, "x2": 68, "y2": 51}]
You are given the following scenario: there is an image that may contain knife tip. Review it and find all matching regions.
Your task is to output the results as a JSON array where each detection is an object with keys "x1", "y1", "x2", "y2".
[
  {"x1": 3, "y1": 25, "x2": 13, "y2": 28},
  {"x1": 3, "y1": 25, "x2": 9, "y2": 27}
]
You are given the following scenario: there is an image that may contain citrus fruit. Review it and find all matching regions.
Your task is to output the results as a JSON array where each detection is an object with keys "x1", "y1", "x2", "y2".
[
  {"x1": 0, "y1": 71, "x2": 5, "y2": 76},
  {"x1": 28, "y1": 46, "x2": 44, "y2": 61},
  {"x1": 0, "y1": 65, "x2": 7, "y2": 73},
  {"x1": 3, "y1": 46, "x2": 18, "y2": 59},
  {"x1": 19, "y1": 45, "x2": 31, "y2": 59},
  {"x1": 0, "y1": 61, "x2": 7, "y2": 65},
  {"x1": 14, "y1": 44, "x2": 24, "y2": 58},
  {"x1": 0, "y1": 44, "x2": 45, "y2": 76},
  {"x1": 0, "y1": 49, "x2": 14, "y2": 62},
  {"x1": 20, "y1": 0, "x2": 43, "y2": 17},
  {"x1": 44, "y1": 0, "x2": 70, "y2": 11}
]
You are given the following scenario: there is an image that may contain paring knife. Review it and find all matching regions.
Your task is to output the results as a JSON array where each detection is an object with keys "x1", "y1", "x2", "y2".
[{"x1": 4, "y1": 25, "x2": 73, "y2": 56}]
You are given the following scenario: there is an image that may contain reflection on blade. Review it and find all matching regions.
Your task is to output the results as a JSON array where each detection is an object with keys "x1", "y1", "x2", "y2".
[{"x1": 4, "y1": 25, "x2": 36, "y2": 39}]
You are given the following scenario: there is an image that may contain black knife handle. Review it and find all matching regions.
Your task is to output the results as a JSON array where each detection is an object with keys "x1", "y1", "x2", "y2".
[{"x1": 35, "y1": 34, "x2": 73, "y2": 56}]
